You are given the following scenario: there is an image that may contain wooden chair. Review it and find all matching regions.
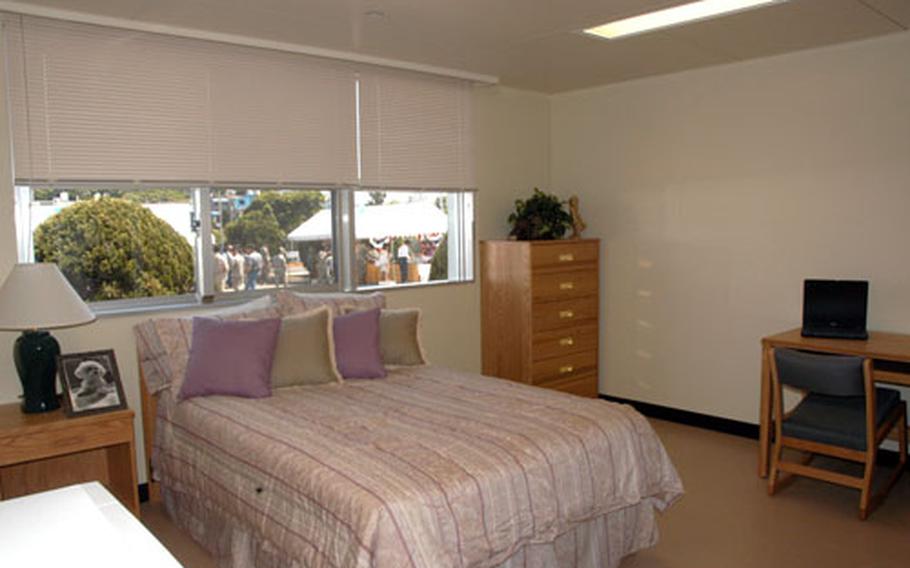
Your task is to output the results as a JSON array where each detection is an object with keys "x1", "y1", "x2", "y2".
[{"x1": 768, "y1": 348, "x2": 907, "y2": 519}]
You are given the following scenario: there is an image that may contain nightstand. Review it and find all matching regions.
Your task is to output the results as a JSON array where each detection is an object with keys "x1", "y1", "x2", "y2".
[{"x1": 0, "y1": 402, "x2": 139, "y2": 516}]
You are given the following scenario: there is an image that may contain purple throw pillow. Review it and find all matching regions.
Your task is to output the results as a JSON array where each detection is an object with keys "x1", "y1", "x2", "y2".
[
  {"x1": 180, "y1": 317, "x2": 281, "y2": 400},
  {"x1": 333, "y1": 308, "x2": 386, "y2": 379}
]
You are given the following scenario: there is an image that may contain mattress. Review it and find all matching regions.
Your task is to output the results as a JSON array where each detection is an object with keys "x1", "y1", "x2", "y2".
[{"x1": 152, "y1": 365, "x2": 683, "y2": 568}]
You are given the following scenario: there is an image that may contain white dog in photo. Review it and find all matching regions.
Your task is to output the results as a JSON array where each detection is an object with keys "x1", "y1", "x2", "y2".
[{"x1": 71, "y1": 360, "x2": 119, "y2": 410}]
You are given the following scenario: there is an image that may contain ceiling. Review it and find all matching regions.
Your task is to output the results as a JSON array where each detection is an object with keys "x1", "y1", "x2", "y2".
[{"x1": 4, "y1": 0, "x2": 909, "y2": 93}]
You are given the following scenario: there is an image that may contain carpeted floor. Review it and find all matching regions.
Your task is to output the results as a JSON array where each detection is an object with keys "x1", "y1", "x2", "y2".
[{"x1": 140, "y1": 418, "x2": 910, "y2": 567}]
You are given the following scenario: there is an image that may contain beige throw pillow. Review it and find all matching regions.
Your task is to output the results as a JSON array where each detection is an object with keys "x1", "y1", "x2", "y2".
[
  {"x1": 380, "y1": 308, "x2": 427, "y2": 366},
  {"x1": 271, "y1": 307, "x2": 342, "y2": 387}
]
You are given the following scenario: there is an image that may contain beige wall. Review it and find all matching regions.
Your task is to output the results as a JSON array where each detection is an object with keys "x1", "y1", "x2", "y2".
[
  {"x1": 7, "y1": 22, "x2": 908, "y2": 481},
  {"x1": 0, "y1": 85, "x2": 551, "y2": 481},
  {"x1": 551, "y1": 32, "x2": 910, "y2": 422}
]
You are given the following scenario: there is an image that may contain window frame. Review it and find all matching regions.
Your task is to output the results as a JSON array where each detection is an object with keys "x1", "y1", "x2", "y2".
[{"x1": 13, "y1": 185, "x2": 476, "y2": 314}]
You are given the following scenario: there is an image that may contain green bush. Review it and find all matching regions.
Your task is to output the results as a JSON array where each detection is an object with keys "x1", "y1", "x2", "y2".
[
  {"x1": 429, "y1": 237, "x2": 447, "y2": 281},
  {"x1": 244, "y1": 191, "x2": 325, "y2": 235},
  {"x1": 123, "y1": 189, "x2": 190, "y2": 203},
  {"x1": 31, "y1": 188, "x2": 189, "y2": 203},
  {"x1": 33, "y1": 198, "x2": 194, "y2": 302},
  {"x1": 224, "y1": 203, "x2": 286, "y2": 252}
]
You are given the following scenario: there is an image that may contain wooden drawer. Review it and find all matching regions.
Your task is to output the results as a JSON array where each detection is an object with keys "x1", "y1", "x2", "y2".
[
  {"x1": 532, "y1": 269, "x2": 597, "y2": 301},
  {"x1": 537, "y1": 373, "x2": 599, "y2": 398},
  {"x1": 531, "y1": 350, "x2": 597, "y2": 385},
  {"x1": 532, "y1": 296, "x2": 598, "y2": 332},
  {"x1": 531, "y1": 241, "x2": 598, "y2": 270},
  {"x1": 532, "y1": 324, "x2": 598, "y2": 362},
  {"x1": 0, "y1": 416, "x2": 132, "y2": 466}
]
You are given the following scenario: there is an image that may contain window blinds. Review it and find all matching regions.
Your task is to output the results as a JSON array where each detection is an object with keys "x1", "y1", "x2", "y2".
[
  {"x1": 2, "y1": 15, "x2": 357, "y2": 186},
  {"x1": 359, "y1": 68, "x2": 475, "y2": 191},
  {"x1": 1, "y1": 13, "x2": 475, "y2": 190},
  {"x1": 3, "y1": 16, "x2": 213, "y2": 184}
]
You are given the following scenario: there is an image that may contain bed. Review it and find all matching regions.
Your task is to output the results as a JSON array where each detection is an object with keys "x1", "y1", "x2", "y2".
[{"x1": 135, "y1": 295, "x2": 682, "y2": 568}]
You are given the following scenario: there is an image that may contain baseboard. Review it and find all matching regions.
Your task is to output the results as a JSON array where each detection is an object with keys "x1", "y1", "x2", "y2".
[
  {"x1": 598, "y1": 393, "x2": 906, "y2": 468},
  {"x1": 598, "y1": 394, "x2": 759, "y2": 439},
  {"x1": 138, "y1": 482, "x2": 149, "y2": 503}
]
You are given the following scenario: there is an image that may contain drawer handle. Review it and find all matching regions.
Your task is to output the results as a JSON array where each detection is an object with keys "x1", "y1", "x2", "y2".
[
  {"x1": 559, "y1": 365, "x2": 574, "y2": 374},
  {"x1": 558, "y1": 253, "x2": 575, "y2": 262},
  {"x1": 559, "y1": 310, "x2": 575, "y2": 319},
  {"x1": 559, "y1": 281, "x2": 575, "y2": 290},
  {"x1": 559, "y1": 337, "x2": 575, "y2": 347}
]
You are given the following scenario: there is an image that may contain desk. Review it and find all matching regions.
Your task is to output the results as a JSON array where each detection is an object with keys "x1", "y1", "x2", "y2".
[
  {"x1": 758, "y1": 328, "x2": 910, "y2": 477},
  {"x1": 0, "y1": 482, "x2": 180, "y2": 567}
]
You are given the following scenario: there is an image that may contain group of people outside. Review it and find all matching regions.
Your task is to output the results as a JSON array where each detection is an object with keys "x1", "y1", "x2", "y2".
[
  {"x1": 214, "y1": 245, "x2": 289, "y2": 292},
  {"x1": 371, "y1": 241, "x2": 413, "y2": 283}
]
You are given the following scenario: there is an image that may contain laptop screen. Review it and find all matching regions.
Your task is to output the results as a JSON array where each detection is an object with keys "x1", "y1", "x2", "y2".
[{"x1": 802, "y1": 279, "x2": 868, "y2": 334}]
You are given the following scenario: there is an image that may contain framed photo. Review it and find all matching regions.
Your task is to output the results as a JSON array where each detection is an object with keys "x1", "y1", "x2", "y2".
[{"x1": 57, "y1": 349, "x2": 127, "y2": 417}]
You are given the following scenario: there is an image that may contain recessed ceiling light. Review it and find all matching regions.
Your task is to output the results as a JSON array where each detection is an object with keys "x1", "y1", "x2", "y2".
[{"x1": 583, "y1": 0, "x2": 788, "y2": 40}]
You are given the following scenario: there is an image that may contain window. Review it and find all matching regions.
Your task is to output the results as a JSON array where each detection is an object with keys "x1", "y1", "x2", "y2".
[
  {"x1": 14, "y1": 186, "x2": 198, "y2": 305},
  {"x1": 352, "y1": 191, "x2": 474, "y2": 288},
  {"x1": 5, "y1": 14, "x2": 477, "y2": 311},
  {"x1": 13, "y1": 186, "x2": 473, "y2": 309},
  {"x1": 209, "y1": 189, "x2": 335, "y2": 294}
]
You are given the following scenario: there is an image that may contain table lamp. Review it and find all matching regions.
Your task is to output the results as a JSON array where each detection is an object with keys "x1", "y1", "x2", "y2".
[{"x1": 0, "y1": 263, "x2": 96, "y2": 413}]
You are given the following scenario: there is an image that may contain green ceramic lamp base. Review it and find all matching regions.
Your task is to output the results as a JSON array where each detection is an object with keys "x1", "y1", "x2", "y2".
[{"x1": 13, "y1": 331, "x2": 61, "y2": 413}]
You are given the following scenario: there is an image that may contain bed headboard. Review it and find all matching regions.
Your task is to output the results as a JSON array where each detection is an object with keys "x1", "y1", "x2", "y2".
[{"x1": 138, "y1": 360, "x2": 161, "y2": 502}]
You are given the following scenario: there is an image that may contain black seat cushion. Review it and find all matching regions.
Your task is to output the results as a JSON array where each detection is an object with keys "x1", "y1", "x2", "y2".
[{"x1": 782, "y1": 388, "x2": 901, "y2": 451}]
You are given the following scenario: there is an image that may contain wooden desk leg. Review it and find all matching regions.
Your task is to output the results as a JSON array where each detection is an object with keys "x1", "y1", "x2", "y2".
[{"x1": 758, "y1": 344, "x2": 772, "y2": 478}]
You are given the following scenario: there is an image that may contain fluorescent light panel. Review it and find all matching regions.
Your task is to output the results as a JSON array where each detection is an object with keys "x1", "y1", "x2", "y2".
[{"x1": 583, "y1": 0, "x2": 787, "y2": 40}]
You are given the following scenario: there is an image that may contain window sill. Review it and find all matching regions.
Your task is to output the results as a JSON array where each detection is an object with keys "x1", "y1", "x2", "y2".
[
  {"x1": 355, "y1": 278, "x2": 475, "y2": 293},
  {"x1": 91, "y1": 297, "x2": 230, "y2": 320},
  {"x1": 88, "y1": 286, "x2": 334, "y2": 319},
  {"x1": 84, "y1": 280, "x2": 472, "y2": 319}
]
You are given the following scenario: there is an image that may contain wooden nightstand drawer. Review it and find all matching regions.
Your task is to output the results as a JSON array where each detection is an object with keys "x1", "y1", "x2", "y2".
[
  {"x1": 531, "y1": 350, "x2": 597, "y2": 384},
  {"x1": 532, "y1": 325, "x2": 598, "y2": 361},
  {"x1": 531, "y1": 240, "x2": 599, "y2": 269},
  {"x1": 532, "y1": 296, "x2": 598, "y2": 332},
  {"x1": 0, "y1": 415, "x2": 133, "y2": 465},
  {"x1": 532, "y1": 269, "x2": 598, "y2": 301}
]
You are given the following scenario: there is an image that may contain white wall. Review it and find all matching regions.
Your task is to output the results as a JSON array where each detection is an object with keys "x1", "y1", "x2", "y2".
[
  {"x1": 0, "y1": 85, "x2": 551, "y2": 481},
  {"x1": 551, "y1": 32, "x2": 910, "y2": 423}
]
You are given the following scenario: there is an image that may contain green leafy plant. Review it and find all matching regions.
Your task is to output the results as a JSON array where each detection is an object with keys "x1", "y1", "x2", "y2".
[
  {"x1": 33, "y1": 198, "x2": 194, "y2": 301},
  {"x1": 507, "y1": 188, "x2": 572, "y2": 240},
  {"x1": 224, "y1": 202, "x2": 286, "y2": 252}
]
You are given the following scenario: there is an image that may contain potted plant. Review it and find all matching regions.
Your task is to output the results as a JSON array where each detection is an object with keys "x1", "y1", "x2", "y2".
[{"x1": 507, "y1": 188, "x2": 573, "y2": 240}]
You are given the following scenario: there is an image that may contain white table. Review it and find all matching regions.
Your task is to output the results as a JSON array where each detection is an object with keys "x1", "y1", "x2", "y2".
[{"x1": 0, "y1": 482, "x2": 181, "y2": 567}]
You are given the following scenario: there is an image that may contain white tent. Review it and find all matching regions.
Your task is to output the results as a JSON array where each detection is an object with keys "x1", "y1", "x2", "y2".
[{"x1": 288, "y1": 202, "x2": 448, "y2": 242}]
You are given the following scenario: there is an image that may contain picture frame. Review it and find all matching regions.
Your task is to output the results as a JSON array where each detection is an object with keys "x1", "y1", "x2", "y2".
[{"x1": 57, "y1": 349, "x2": 127, "y2": 417}]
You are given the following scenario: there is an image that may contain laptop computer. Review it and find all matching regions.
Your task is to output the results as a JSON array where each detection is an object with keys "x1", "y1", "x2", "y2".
[{"x1": 801, "y1": 279, "x2": 869, "y2": 340}]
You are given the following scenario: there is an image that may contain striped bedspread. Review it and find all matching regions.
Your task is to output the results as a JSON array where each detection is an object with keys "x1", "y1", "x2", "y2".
[{"x1": 153, "y1": 366, "x2": 683, "y2": 568}]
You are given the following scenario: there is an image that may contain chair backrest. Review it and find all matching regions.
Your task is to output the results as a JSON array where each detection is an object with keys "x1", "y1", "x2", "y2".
[{"x1": 773, "y1": 348, "x2": 866, "y2": 397}]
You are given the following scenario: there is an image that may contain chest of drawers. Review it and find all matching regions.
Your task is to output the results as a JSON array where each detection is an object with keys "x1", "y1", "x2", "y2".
[{"x1": 480, "y1": 239, "x2": 600, "y2": 397}]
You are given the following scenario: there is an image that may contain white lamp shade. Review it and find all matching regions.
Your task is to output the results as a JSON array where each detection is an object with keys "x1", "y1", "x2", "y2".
[{"x1": 0, "y1": 263, "x2": 96, "y2": 331}]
